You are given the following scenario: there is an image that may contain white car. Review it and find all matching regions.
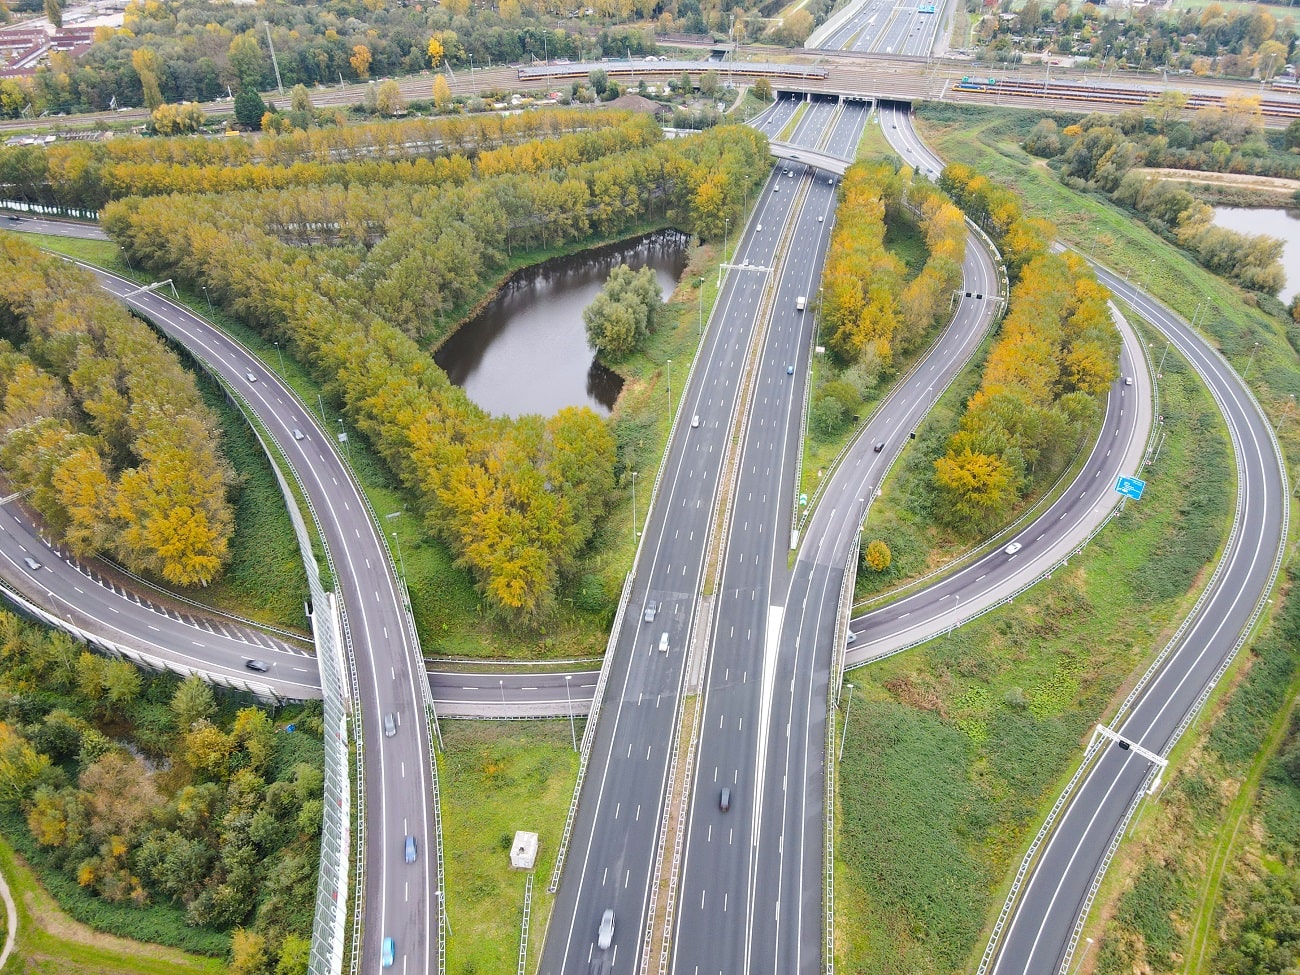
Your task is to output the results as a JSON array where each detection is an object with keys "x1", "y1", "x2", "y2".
[
  {"x1": 598, "y1": 909, "x2": 615, "y2": 949},
  {"x1": 1004, "y1": 542, "x2": 1022, "y2": 555}
]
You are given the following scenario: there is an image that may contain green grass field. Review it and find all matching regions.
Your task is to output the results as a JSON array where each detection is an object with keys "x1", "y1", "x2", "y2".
[
  {"x1": 836, "y1": 347, "x2": 1232, "y2": 973},
  {"x1": 437, "y1": 720, "x2": 581, "y2": 975},
  {"x1": 0, "y1": 835, "x2": 226, "y2": 975}
]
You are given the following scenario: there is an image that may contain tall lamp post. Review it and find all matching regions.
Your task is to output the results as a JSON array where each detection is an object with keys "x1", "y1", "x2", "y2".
[
  {"x1": 837, "y1": 683, "x2": 855, "y2": 763},
  {"x1": 698, "y1": 277, "x2": 706, "y2": 338},
  {"x1": 564, "y1": 675, "x2": 577, "y2": 751},
  {"x1": 667, "y1": 359, "x2": 672, "y2": 412},
  {"x1": 630, "y1": 470, "x2": 639, "y2": 542},
  {"x1": 201, "y1": 285, "x2": 214, "y2": 317},
  {"x1": 717, "y1": 217, "x2": 729, "y2": 288}
]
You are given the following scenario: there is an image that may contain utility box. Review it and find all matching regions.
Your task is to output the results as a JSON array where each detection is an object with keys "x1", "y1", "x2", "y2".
[{"x1": 510, "y1": 831, "x2": 538, "y2": 870}]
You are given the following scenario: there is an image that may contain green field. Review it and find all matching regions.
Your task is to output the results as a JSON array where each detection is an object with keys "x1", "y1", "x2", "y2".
[
  {"x1": 836, "y1": 345, "x2": 1232, "y2": 972},
  {"x1": 438, "y1": 720, "x2": 581, "y2": 975},
  {"x1": 0, "y1": 835, "x2": 226, "y2": 975}
]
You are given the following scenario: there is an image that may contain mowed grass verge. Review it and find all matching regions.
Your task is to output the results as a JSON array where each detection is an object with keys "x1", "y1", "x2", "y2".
[
  {"x1": 437, "y1": 720, "x2": 581, "y2": 975},
  {"x1": 835, "y1": 337, "x2": 1232, "y2": 973},
  {"x1": 0, "y1": 834, "x2": 225, "y2": 975}
]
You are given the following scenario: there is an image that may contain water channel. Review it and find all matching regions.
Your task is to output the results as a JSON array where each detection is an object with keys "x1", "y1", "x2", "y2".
[
  {"x1": 435, "y1": 230, "x2": 691, "y2": 418},
  {"x1": 1213, "y1": 205, "x2": 1300, "y2": 303}
]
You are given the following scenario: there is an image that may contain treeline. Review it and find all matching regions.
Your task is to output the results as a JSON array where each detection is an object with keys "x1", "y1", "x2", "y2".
[
  {"x1": 0, "y1": 108, "x2": 650, "y2": 210},
  {"x1": 0, "y1": 236, "x2": 236, "y2": 587},
  {"x1": 0, "y1": 608, "x2": 320, "y2": 969},
  {"x1": 103, "y1": 124, "x2": 771, "y2": 621},
  {"x1": 821, "y1": 161, "x2": 967, "y2": 372},
  {"x1": 0, "y1": 0, "x2": 662, "y2": 118},
  {"x1": 935, "y1": 164, "x2": 1117, "y2": 531},
  {"x1": 1025, "y1": 102, "x2": 1287, "y2": 295}
]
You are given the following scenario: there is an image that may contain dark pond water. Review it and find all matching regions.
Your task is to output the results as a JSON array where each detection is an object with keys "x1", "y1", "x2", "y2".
[{"x1": 435, "y1": 230, "x2": 690, "y2": 418}]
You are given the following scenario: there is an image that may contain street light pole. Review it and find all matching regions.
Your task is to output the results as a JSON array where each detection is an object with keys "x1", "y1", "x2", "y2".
[
  {"x1": 337, "y1": 417, "x2": 351, "y2": 464},
  {"x1": 565, "y1": 675, "x2": 577, "y2": 752},
  {"x1": 201, "y1": 285, "x2": 214, "y2": 317},
  {"x1": 837, "y1": 683, "x2": 855, "y2": 763},
  {"x1": 274, "y1": 340, "x2": 286, "y2": 375},
  {"x1": 698, "y1": 277, "x2": 705, "y2": 338},
  {"x1": 1157, "y1": 340, "x2": 1170, "y2": 377},
  {"x1": 1070, "y1": 937, "x2": 1094, "y2": 975},
  {"x1": 1244, "y1": 341, "x2": 1261, "y2": 380},
  {"x1": 667, "y1": 359, "x2": 672, "y2": 412},
  {"x1": 718, "y1": 217, "x2": 729, "y2": 288},
  {"x1": 630, "y1": 470, "x2": 639, "y2": 542},
  {"x1": 390, "y1": 531, "x2": 407, "y2": 583}
]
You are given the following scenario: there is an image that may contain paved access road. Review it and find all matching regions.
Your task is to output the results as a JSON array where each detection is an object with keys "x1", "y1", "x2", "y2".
[{"x1": 880, "y1": 105, "x2": 1287, "y2": 975}]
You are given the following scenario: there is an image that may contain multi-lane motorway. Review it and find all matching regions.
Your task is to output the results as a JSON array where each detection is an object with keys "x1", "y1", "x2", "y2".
[{"x1": 814, "y1": 0, "x2": 947, "y2": 57}]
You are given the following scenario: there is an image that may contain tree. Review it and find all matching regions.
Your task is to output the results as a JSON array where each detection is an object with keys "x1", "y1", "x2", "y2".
[
  {"x1": 130, "y1": 48, "x2": 164, "y2": 111},
  {"x1": 375, "y1": 79, "x2": 405, "y2": 116},
  {"x1": 753, "y1": 77, "x2": 773, "y2": 102},
  {"x1": 229, "y1": 928, "x2": 271, "y2": 975},
  {"x1": 172, "y1": 675, "x2": 216, "y2": 731},
  {"x1": 276, "y1": 935, "x2": 311, "y2": 975},
  {"x1": 102, "y1": 658, "x2": 142, "y2": 708},
  {"x1": 865, "y1": 540, "x2": 892, "y2": 571},
  {"x1": 583, "y1": 265, "x2": 662, "y2": 360},
  {"x1": 43, "y1": 0, "x2": 63, "y2": 29},
  {"x1": 350, "y1": 45, "x2": 372, "y2": 80},
  {"x1": 228, "y1": 34, "x2": 266, "y2": 91},
  {"x1": 699, "y1": 70, "x2": 720, "y2": 97},
  {"x1": 426, "y1": 36, "x2": 445, "y2": 67},
  {"x1": 234, "y1": 89, "x2": 267, "y2": 129},
  {"x1": 432, "y1": 75, "x2": 452, "y2": 111},
  {"x1": 589, "y1": 69, "x2": 609, "y2": 97},
  {"x1": 0, "y1": 723, "x2": 50, "y2": 809}
]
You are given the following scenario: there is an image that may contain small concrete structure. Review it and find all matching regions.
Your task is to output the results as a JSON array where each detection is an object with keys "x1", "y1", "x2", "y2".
[{"x1": 510, "y1": 831, "x2": 538, "y2": 870}]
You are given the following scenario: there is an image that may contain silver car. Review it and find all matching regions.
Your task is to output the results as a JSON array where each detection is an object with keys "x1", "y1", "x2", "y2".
[{"x1": 598, "y1": 909, "x2": 615, "y2": 949}]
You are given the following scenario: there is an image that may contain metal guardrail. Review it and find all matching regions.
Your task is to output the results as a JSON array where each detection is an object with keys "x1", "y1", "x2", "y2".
[
  {"x1": 517, "y1": 872, "x2": 533, "y2": 975},
  {"x1": 824, "y1": 532, "x2": 859, "y2": 975}
]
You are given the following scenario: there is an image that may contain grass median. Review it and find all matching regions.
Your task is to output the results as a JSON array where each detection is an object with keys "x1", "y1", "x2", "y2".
[{"x1": 437, "y1": 719, "x2": 581, "y2": 975}]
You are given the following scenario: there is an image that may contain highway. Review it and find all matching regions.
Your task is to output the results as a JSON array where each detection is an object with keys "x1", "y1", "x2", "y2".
[
  {"x1": 982, "y1": 266, "x2": 1288, "y2": 975},
  {"x1": 538, "y1": 96, "x2": 858, "y2": 975},
  {"x1": 815, "y1": 0, "x2": 946, "y2": 57},
  {"x1": 879, "y1": 107, "x2": 1288, "y2": 975},
  {"x1": 68, "y1": 264, "x2": 438, "y2": 975},
  {"x1": 669, "y1": 96, "x2": 863, "y2": 975}
]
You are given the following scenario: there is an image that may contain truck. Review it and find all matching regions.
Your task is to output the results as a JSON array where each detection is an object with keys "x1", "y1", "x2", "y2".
[{"x1": 796, "y1": 296, "x2": 806, "y2": 311}]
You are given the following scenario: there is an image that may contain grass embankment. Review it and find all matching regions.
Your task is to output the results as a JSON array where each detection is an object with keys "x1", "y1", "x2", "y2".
[
  {"x1": 0, "y1": 834, "x2": 225, "y2": 975},
  {"x1": 835, "y1": 318, "x2": 1232, "y2": 972},
  {"x1": 438, "y1": 720, "x2": 580, "y2": 975},
  {"x1": 1086, "y1": 572, "x2": 1300, "y2": 974}
]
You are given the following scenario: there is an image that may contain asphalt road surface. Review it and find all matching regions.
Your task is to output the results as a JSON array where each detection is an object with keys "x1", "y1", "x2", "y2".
[
  {"x1": 984, "y1": 267, "x2": 1288, "y2": 975},
  {"x1": 78, "y1": 265, "x2": 438, "y2": 975},
  {"x1": 669, "y1": 97, "x2": 865, "y2": 975}
]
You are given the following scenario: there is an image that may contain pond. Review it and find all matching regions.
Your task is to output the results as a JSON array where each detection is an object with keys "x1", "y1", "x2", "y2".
[
  {"x1": 1213, "y1": 205, "x2": 1300, "y2": 303},
  {"x1": 435, "y1": 230, "x2": 691, "y2": 418}
]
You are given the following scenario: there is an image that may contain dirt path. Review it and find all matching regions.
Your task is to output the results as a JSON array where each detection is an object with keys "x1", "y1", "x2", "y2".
[
  {"x1": 0, "y1": 860, "x2": 16, "y2": 971},
  {"x1": 1136, "y1": 167, "x2": 1300, "y2": 194}
]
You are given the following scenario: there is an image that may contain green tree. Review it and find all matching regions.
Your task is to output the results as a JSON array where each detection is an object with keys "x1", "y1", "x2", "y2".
[
  {"x1": 130, "y1": 47, "x2": 164, "y2": 111},
  {"x1": 234, "y1": 89, "x2": 267, "y2": 129},
  {"x1": 276, "y1": 934, "x2": 310, "y2": 975},
  {"x1": 589, "y1": 68, "x2": 609, "y2": 97},
  {"x1": 753, "y1": 77, "x2": 773, "y2": 102},
  {"x1": 171, "y1": 674, "x2": 216, "y2": 731},
  {"x1": 102, "y1": 658, "x2": 143, "y2": 708},
  {"x1": 583, "y1": 265, "x2": 662, "y2": 360},
  {"x1": 699, "y1": 70, "x2": 720, "y2": 98},
  {"x1": 43, "y1": 0, "x2": 63, "y2": 28},
  {"x1": 228, "y1": 33, "x2": 266, "y2": 91}
]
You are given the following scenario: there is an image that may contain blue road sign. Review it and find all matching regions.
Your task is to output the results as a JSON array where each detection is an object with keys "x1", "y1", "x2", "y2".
[{"x1": 1115, "y1": 475, "x2": 1146, "y2": 501}]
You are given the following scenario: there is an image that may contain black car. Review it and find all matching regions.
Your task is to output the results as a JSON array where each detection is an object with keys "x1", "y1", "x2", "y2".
[{"x1": 245, "y1": 659, "x2": 270, "y2": 672}]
